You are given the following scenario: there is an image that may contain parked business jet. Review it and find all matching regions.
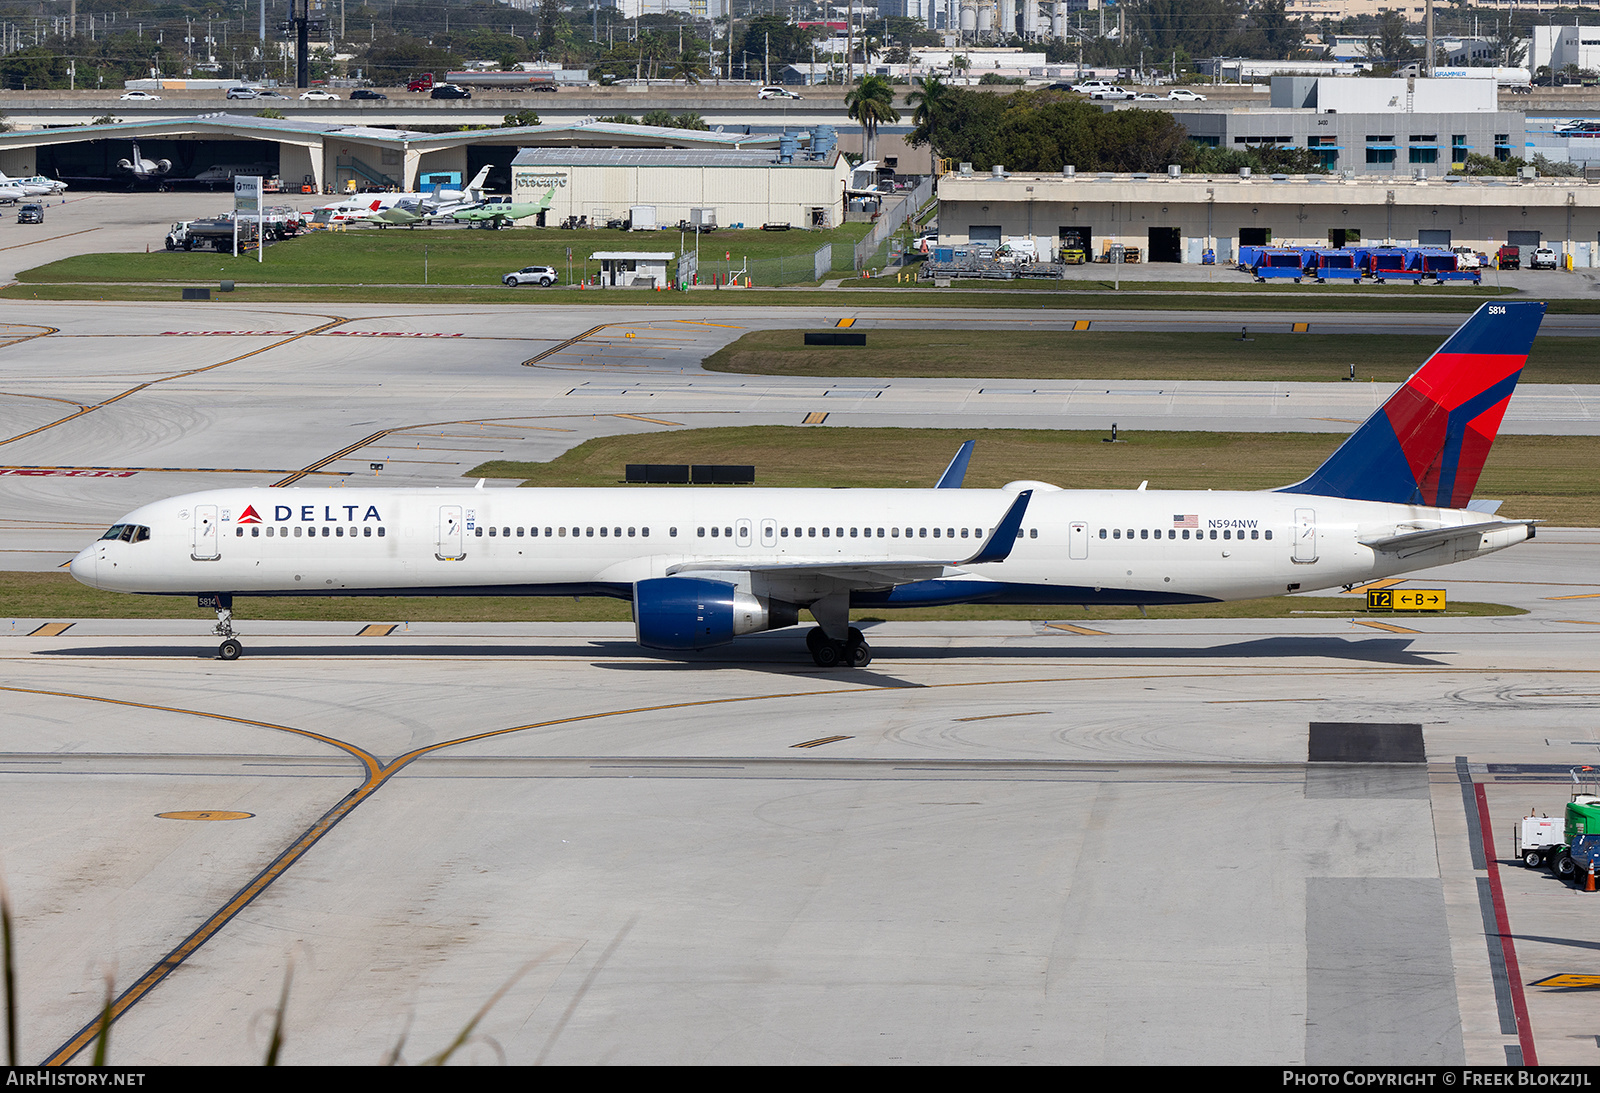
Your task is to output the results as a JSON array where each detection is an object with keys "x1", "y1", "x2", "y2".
[
  {"x1": 314, "y1": 166, "x2": 493, "y2": 222},
  {"x1": 71, "y1": 302, "x2": 1545, "y2": 667},
  {"x1": 115, "y1": 142, "x2": 173, "y2": 182}
]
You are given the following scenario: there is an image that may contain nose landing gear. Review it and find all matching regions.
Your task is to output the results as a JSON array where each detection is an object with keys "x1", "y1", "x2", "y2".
[{"x1": 208, "y1": 594, "x2": 243, "y2": 660}]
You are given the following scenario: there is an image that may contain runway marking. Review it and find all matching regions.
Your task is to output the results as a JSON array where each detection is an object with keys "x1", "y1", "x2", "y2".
[
  {"x1": 2, "y1": 465, "x2": 342, "y2": 477},
  {"x1": 803, "y1": 412, "x2": 828, "y2": 424},
  {"x1": 0, "y1": 314, "x2": 350, "y2": 451},
  {"x1": 27, "y1": 622, "x2": 72, "y2": 637},
  {"x1": 1292, "y1": 322, "x2": 1310, "y2": 333},
  {"x1": 1343, "y1": 578, "x2": 1407, "y2": 594},
  {"x1": 521, "y1": 323, "x2": 613, "y2": 366},
  {"x1": 1474, "y1": 784, "x2": 1540, "y2": 1065},
  {"x1": 1529, "y1": 974, "x2": 1600, "y2": 989},
  {"x1": 1072, "y1": 320, "x2": 1092, "y2": 331},
  {"x1": 159, "y1": 330, "x2": 297, "y2": 337},
  {"x1": 614, "y1": 413, "x2": 684, "y2": 426},
  {"x1": 835, "y1": 317, "x2": 855, "y2": 328},
  {"x1": 274, "y1": 429, "x2": 393, "y2": 486},
  {"x1": 1353, "y1": 619, "x2": 1421, "y2": 633},
  {"x1": 1046, "y1": 622, "x2": 1109, "y2": 635},
  {"x1": 1545, "y1": 593, "x2": 1600, "y2": 600},
  {"x1": 358, "y1": 624, "x2": 396, "y2": 637},
  {"x1": 1204, "y1": 696, "x2": 1329, "y2": 703},
  {"x1": 792, "y1": 735, "x2": 853, "y2": 748},
  {"x1": 1554, "y1": 619, "x2": 1600, "y2": 625},
  {"x1": 953, "y1": 711, "x2": 1049, "y2": 722},
  {"x1": 157, "y1": 811, "x2": 253, "y2": 821}
]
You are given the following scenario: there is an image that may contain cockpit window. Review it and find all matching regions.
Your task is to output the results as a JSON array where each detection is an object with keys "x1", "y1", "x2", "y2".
[{"x1": 99, "y1": 523, "x2": 150, "y2": 543}]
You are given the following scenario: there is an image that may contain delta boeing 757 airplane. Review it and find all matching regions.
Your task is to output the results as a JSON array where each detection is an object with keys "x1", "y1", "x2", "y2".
[{"x1": 72, "y1": 301, "x2": 1546, "y2": 667}]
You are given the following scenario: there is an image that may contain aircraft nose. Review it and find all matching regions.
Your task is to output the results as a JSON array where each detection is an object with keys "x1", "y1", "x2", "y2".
[{"x1": 69, "y1": 544, "x2": 98, "y2": 589}]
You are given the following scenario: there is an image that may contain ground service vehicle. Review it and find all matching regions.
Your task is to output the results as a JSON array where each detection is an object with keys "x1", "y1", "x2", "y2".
[
  {"x1": 71, "y1": 303, "x2": 1549, "y2": 668},
  {"x1": 1515, "y1": 814, "x2": 1563, "y2": 868},
  {"x1": 1496, "y1": 245, "x2": 1520, "y2": 269}
]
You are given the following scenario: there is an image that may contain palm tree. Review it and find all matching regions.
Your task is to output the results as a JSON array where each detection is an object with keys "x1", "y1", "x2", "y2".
[
  {"x1": 845, "y1": 74, "x2": 900, "y2": 162},
  {"x1": 664, "y1": 46, "x2": 708, "y2": 86},
  {"x1": 906, "y1": 74, "x2": 953, "y2": 150}
]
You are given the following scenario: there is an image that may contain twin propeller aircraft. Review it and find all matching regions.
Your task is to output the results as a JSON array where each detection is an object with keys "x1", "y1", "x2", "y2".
[{"x1": 73, "y1": 302, "x2": 1546, "y2": 667}]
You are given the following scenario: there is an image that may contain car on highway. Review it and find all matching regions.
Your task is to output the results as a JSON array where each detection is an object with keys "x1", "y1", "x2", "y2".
[
  {"x1": 119, "y1": 90, "x2": 160, "y2": 100},
  {"x1": 1133, "y1": 92, "x2": 1162, "y2": 101},
  {"x1": 1166, "y1": 88, "x2": 1207, "y2": 101},
  {"x1": 17, "y1": 203, "x2": 43, "y2": 224},
  {"x1": 1530, "y1": 245, "x2": 1560, "y2": 269},
  {"x1": 299, "y1": 89, "x2": 339, "y2": 100},
  {"x1": 503, "y1": 265, "x2": 558, "y2": 287},
  {"x1": 349, "y1": 89, "x2": 388, "y2": 100},
  {"x1": 758, "y1": 86, "x2": 801, "y2": 99},
  {"x1": 1071, "y1": 79, "x2": 1114, "y2": 94},
  {"x1": 431, "y1": 84, "x2": 472, "y2": 99},
  {"x1": 1090, "y1": 85, "x2": 1136, "y2": 100},
  {"x1": 225, "y1": 87, "x2": 259, "y2": 100}
]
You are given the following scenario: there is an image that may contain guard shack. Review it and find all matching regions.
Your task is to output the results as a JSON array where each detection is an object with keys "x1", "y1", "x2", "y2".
[{"x1": 591, "y1": 251, "x2": 674, "y2": 288}]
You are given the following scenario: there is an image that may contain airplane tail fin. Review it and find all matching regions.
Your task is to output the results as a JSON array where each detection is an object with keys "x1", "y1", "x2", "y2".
[
  {"x1": 467, "y1": 166, "x2": 491, "y2": 193},
  {"x1": 1277, "y1": 301, "x2": 1546, "y2": 508}
]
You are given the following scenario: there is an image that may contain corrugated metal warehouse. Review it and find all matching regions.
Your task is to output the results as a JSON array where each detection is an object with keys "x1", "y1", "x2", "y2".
[{"x1": 510, "y1": 148, "x2": 854, "y2": 230}]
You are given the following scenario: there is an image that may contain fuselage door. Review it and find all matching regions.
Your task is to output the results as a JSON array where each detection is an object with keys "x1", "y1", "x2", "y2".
[
  {"x1": 1068, "y1": 521, "x2": 1088, "y2": 560},
  {"x1": 1293, "y1": 508, "x2": 1318, "y2": 564},
  {"x1": 760, "y1": 519, "x2": 776, "y2": 547},
  {"x1": 192, "y1": 505, "x2": 220, "y2": 560},
  {"x1": 437, "y1": 505, "x2": 465, "y2": 560},
  {"x1": 736, "y1": 519, "x2": 752, "y2": 547}
]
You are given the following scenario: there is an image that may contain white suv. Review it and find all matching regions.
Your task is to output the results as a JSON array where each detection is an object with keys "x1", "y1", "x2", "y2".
[
  {"x1": 504, "y1": 265, "x2": 558, "y2": 287},
  {"x1": 758, "y1": 86, "x2": 801, "y2": 99}
]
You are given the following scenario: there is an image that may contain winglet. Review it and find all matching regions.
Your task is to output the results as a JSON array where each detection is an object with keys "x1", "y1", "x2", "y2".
[
  {"x1": 935, "y1": 440, "x2": 975, "y2": 489},
  {"x1": 962, "y1": 490, "x2": 1031, "y2": 565}
]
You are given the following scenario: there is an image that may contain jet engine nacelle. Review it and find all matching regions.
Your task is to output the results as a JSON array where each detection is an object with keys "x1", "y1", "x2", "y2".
[{"x1": 633, "y1": 576, "x2": 799, "y2": 651}]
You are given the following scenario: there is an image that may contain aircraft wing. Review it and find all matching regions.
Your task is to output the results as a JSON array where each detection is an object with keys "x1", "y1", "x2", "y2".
[
  {"x1": 664, "y1": 490, "x2": 1033, "y2": 590},
  {"x1": 1359, "y1": 519, "x2": 1534, "y2": 558}
]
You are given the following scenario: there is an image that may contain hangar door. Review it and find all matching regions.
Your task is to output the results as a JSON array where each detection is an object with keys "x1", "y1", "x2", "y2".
[
  {"x1": 1508, "y1": 230, "x2": 1541, "y2": 248},
  {"x1": 1147, "y1": 227, "x2": 1181, "y2": 262},
  {"x1": 1418, "y1": 229, "x2": 1451, "y2": 246}
]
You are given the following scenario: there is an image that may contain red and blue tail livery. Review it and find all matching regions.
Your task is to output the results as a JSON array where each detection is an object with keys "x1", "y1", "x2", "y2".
[{"x1": 1280, "y1": 301, "x2": 1545, "y2": 508}]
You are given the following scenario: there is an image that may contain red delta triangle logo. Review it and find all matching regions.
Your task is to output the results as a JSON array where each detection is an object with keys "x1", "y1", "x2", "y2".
[{"x1": 238, "y1": 504, "x2": 263, "y2": 524}]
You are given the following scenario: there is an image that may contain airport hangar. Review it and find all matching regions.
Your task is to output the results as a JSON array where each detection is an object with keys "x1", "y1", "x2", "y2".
[
  {"x1": 0, "y1": 114, "x2": 809, "y2": 197},
  {"x1": 935, "y1": 168, "x2": 1600, "y2": 265}
]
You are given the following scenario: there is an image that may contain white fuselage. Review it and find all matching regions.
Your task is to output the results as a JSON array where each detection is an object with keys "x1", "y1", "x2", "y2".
[{"x1": 71, "y1": 485, "x2": 1529, "y2": 608}]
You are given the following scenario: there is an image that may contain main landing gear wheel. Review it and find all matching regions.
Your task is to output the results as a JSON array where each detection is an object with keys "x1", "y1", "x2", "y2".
[
  {"x1": 218, "y1": 638, "x2": 243, "y2": 661},
  {"x1": 812, "y1": 641, "x2": 841, "y2": 668}
]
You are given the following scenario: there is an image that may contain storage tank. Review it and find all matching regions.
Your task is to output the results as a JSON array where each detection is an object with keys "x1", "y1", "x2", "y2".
[
  {"x1": 977, "y1": 3, "x2": 993, "y2": 33},
  {"x1": 1000, "y1": 0, "x2": 1015, "y2": 35},
  {"x1": 960, "y1": 2, "x2": 976, "y2": 33}
]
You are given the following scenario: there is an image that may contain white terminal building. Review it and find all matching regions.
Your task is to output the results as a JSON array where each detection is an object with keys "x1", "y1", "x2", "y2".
[{"x1": 510, "y1": 147, "x2": 853, "y2": 230}]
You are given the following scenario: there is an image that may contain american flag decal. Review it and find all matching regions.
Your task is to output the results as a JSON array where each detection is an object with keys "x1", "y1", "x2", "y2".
[{"x1": 1173, "y1": 514, "x2": 1198, "y2": 528}]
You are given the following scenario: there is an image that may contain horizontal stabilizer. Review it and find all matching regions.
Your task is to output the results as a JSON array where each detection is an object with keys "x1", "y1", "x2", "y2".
[{"x1": 1360, "y1": 519, "x2": 1533, "y2": 558}]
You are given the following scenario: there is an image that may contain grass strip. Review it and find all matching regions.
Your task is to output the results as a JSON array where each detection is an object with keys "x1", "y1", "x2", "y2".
[{"x1": 702, "y1": 329, "x2": 1600, "y2": 384}]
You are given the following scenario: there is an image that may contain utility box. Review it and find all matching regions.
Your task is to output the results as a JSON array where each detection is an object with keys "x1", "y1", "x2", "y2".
[{"x1": 629, "y1": 205, "x2": 658, "y2": 231}]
